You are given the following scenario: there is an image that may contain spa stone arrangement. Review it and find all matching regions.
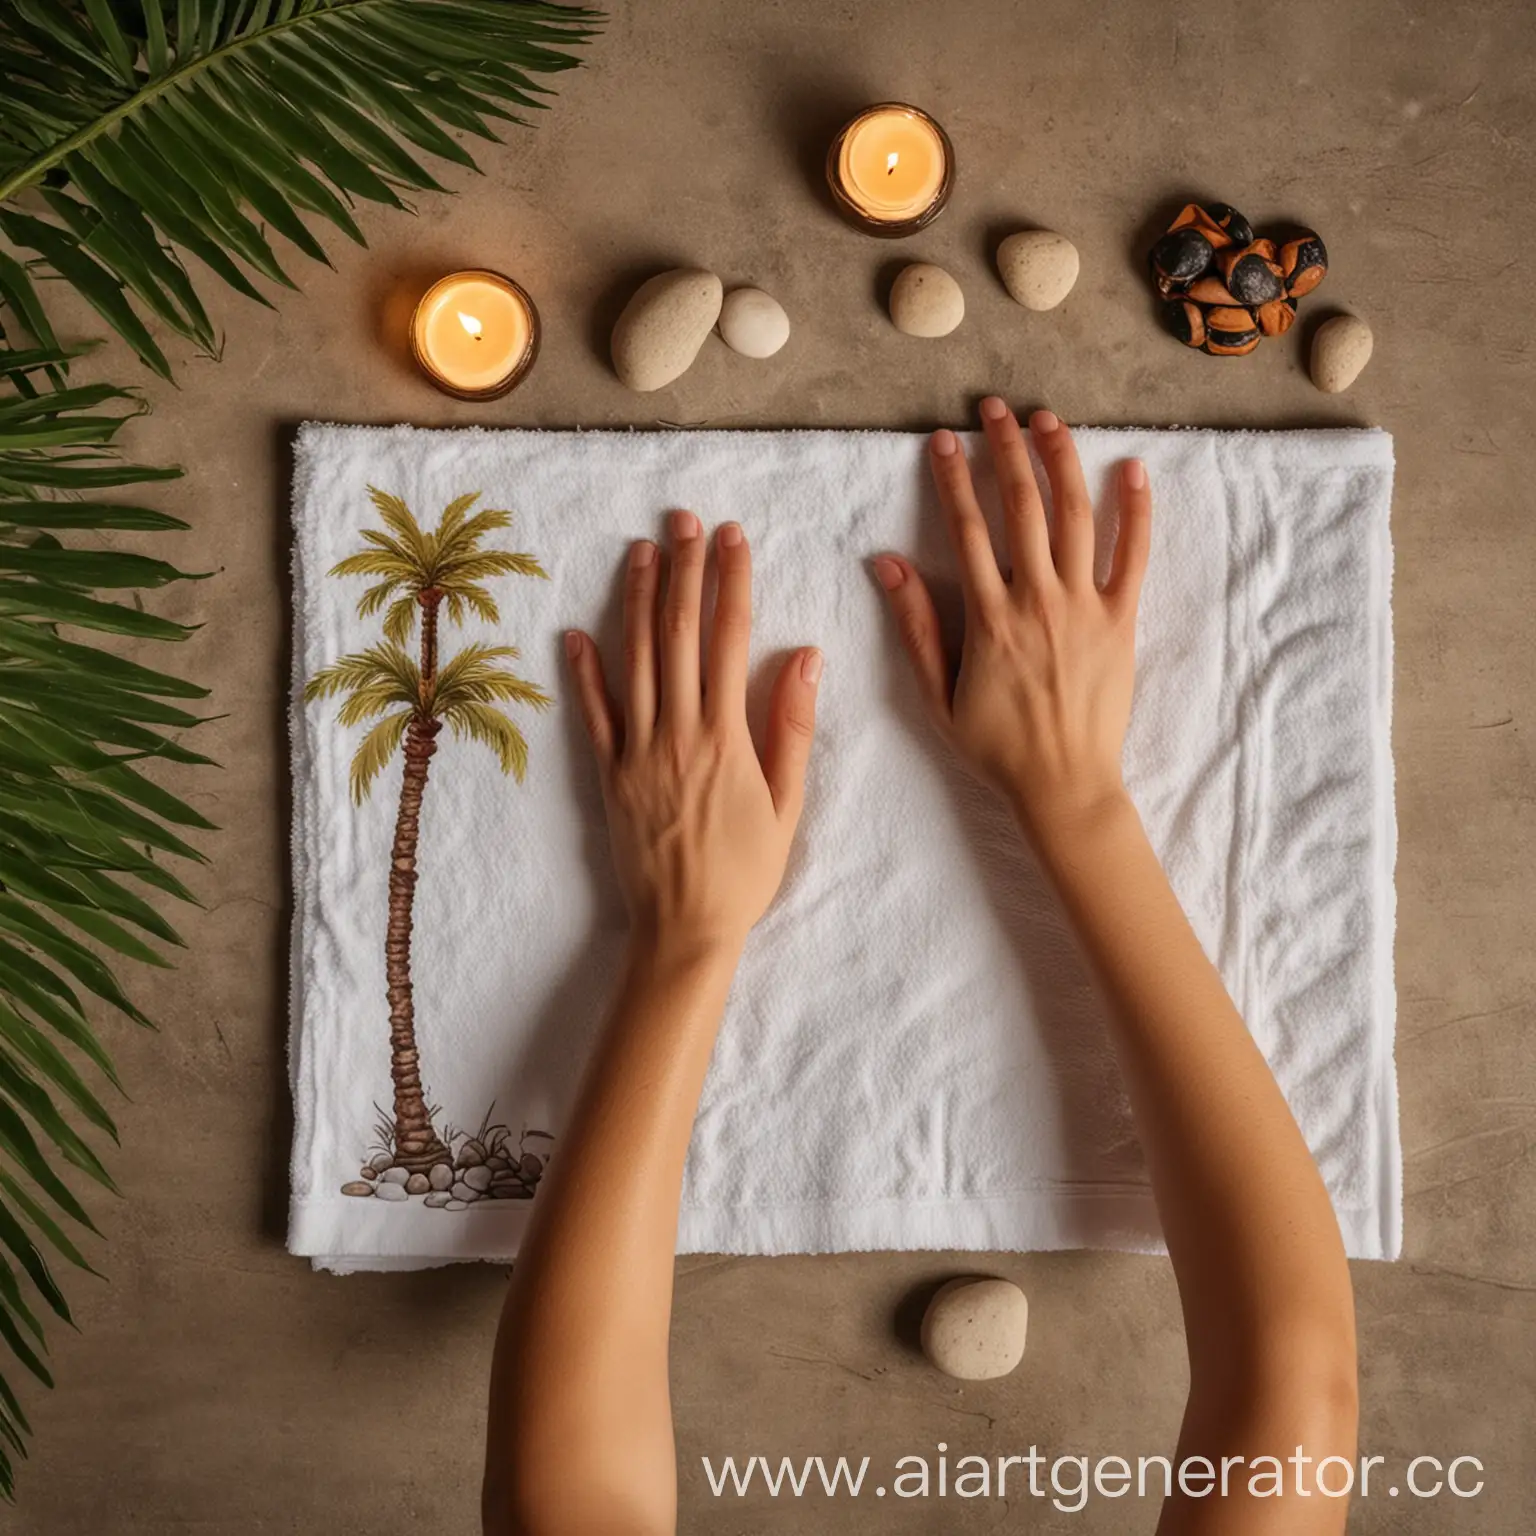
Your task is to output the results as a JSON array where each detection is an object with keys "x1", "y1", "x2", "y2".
[
  {"x1": 407, "y1": 102, "x2": 1373, "y2": 403},
  {"x1": 341, "y1": 1123, "x2": 553, "y2": 1209},
  {"x1": 376, "y1": 102, "x2": 1379, "y2": 1383}
]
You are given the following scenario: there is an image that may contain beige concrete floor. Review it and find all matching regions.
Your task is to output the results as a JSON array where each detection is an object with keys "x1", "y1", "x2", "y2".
[{"x1": 14, "y1": 0, "x2": 1536, "y2": 1531}]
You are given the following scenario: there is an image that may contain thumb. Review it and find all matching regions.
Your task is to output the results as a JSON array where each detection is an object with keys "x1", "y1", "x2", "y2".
[{"x1": 764, "y1": 647, "x2": 821, "y2": 821}]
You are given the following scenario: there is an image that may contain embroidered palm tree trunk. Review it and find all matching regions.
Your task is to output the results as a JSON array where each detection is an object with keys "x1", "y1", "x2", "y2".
[
  {"x1": 306, "y1": 489, "x2": 554, "y2": 1192},
  {"x1": 386, "y1": 587, "x2": 448, "y2": 1171}
]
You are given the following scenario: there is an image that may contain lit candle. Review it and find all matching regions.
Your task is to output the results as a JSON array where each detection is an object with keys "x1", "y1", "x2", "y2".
[
  {"x1": 826, "y1": 103, "x2": 954, "y2": 236},
  {"x1": 410, "y1": 269, "x2": 540, "y2": 399}
]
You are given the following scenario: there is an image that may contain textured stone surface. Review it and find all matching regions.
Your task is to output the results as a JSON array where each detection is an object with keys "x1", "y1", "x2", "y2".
[
  {"x1": 718, "y1": 286, "x2": 791, "y2": 358},
  {"x1": 611, "y1": 267, "x2": 724, "y2": 389},
  {"x1": 1311, "y1": 313, "x2": 1374, "y2": 393},
  {"x1": 996, "y1": 229, "x2": 1080, "y2": 310},
  {"x1": 19, "y1": 2, "x2": 1535, "y2": 1532},
  {"x1": 888, "y1": 262, "x2": 965, "y2": 337},
  {"x1": 920, "y1": 1276, "x2": 1028, "y2": 1379}
]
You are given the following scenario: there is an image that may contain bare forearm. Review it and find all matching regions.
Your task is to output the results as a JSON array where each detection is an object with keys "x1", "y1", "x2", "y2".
[
  {"x1": 1030, "y1": 793, "x2": 1357, "y2": 1518},
  {"x1": 484, "y1": 936, "x2": 738, "y2": 1535}
]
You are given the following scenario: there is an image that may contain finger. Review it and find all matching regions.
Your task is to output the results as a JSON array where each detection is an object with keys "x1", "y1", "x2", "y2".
[
  {"x1": 928, "y1": 429, "x2": 1009, "y2": 610},
  {"x1": 1106, "y1": 458, "x2": 1152, "y2": 610},
  {"x1": 706, "y1": 522, "x2": 752, "y2": 726},
  {"x1": 1031, "y1": 411, "x2": 1096, "y2": 589},
  {"x1": 978, "y1": 396, "x2": 1053, "y2": 592},
  {"x1": 564, "y1": 630, "x2": 615, "y2": 767},
  {"x1": 873, "y1": 555, "x2": 951, "y2": 726},
  {"x1": 763, "y1": 647, "x2": 821, "y2": 822},
  {"x1": 660, "y1": 510, "x2": 705, "y2": 730},
  {"x1": 622, "y1": 539, "x2": 659, "y2": 749}
]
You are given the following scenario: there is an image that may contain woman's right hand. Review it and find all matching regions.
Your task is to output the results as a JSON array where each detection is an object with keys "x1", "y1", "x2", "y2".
[{"x1": 874, "y1": 398, "x2": 1151, "y2": 847}]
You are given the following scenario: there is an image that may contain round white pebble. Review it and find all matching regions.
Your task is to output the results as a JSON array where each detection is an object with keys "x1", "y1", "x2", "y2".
[
  {"x1": 996, "y1": 229, "x2": 1080, "y2": 311},
  {"x1": 610, "y1": 268, "x2": 723, "y2": 391},
  {"x1": 920, "y1": 1277, "x2": 1029, "y2": 1380},
  {"x1": 889, "y1": 263, "x2": 965, "y2": 338},
  {"x1": 718, "y1": 287, "x2": 790, "y2": 359},
  {"x1": 1310, "y1": 314, "x2": 1373, "y2": 394}
]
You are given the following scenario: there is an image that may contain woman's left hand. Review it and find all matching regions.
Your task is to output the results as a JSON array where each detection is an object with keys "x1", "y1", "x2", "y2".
[{"x1": 564, "y1": 512, "x2": 821, "y2": 958}]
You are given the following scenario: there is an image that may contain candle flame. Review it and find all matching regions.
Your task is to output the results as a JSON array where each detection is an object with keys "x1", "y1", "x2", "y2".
[
  {"x1": 886, "y1": 151, "x2": 899, "y2": 175},
  {"x1": 457, "y1": 310, "x2": 483, "y2": 340}
]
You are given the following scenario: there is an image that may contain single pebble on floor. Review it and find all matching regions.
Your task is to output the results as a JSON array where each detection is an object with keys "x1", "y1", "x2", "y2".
[
  {"x1": 996, "y1": 230, "x2": 1080, "y2": 311},
  {"x1": 404, "y1": 1173, "x2": 430, "y2": 1195},
  {"x1": 372, "y1": 1181, "x2": 409, "y2": 1203},
  {"x1": 920, "y1": 1277, "x2": 1029, "y2": 1380},
  {"x1": 889, "y1": 263, "x2": 965, "y2": 337},
  {"x1": 611, "y1": 267, "x2": 724, "y2": 390},
  {"x1": 1310, "y1": 314, "x2": 1373, "y2": 393},
  {"x1": 444, "y1": 1199, "x2": 466, "y2": 1211},
  {"x1": 718, "y1": 287, "x2": 790, "y2": 359},
  {"x1": 340, "y1": 1181, "x2": 374, "y2": 1197},
  {"x1": 423, "y1": 1192, "x2": 453, "y2": 1208}
]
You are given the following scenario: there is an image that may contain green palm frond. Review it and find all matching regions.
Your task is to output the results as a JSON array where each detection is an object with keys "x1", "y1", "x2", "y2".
[
  {"x1": 430, "y1": 657, "x2": 552, "y2": 723},
  {"x1": 0, "y1": 0, "x2": 599, "y2": 1497},
  {"x1": 347, "y1": 708, "x2": 412, "y2": 804},
  {"x1": 437, "y1": 505, "x2": 512, "y2": 560},
  {"x1": 303, "y1": 643, "x2": 421, "y2": 712},
  {"x1": 331, "y1": 489, "x2": 546, "y2": 637},
  {"x1": 364, "y1": 487, "x2": 431, "y2": 570},
  {"x1": 0, "y1": 0, "x2": 602, "y2": 376},
  {"x1": 327, "y1": 548, "x2": 420, "y2": 582},
  {"x1": 441, "y1": 699, "x2": 531, "y2": 781},
  {"x1": 439, "y1": 549, "x2": 549, "y2": 584},
  {"x1": 382, "y1": 594, "x2": 419, "y2": 646},
  {"x1": 429, "y1": 641, "x2": 524, "y2": 690},
  {"x1": 0, "y1": 356, "x2": 205, "y2": 1496}
]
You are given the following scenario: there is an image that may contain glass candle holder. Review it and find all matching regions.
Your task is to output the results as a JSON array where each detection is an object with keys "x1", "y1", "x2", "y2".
[
  {"x1": 826, "y1": 103, "x2": 955, "y2": 237},
  {"x1": 410, "y1": 269, "x2": 541, "y2": 400}
]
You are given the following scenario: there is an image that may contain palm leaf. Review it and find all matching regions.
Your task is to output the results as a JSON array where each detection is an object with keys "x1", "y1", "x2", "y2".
[
  {"x1": 440, "y1": 699, "x2": 531, "y2": 780},
  {"x1": 3, "y1": 0, "x2": 594, "y2": 1479},
  {"x1": 303, "y1": 642, "x2": 421, "y2": 709},
  {"x1": 428, "y1": 643, "x2": 551, "y2": 711},
  {"x1": 0, "y1": 357, "x2": 204, "y2": 1493},
  {"x1": 0, "y1": 1, "x2": 602, "y2": 365},
  {"x1": 438, "y1": 550, "x2": 549, "y2": 585},
  {"x1": 347, "y1": 708, "x2": 411, "y2": 804}
]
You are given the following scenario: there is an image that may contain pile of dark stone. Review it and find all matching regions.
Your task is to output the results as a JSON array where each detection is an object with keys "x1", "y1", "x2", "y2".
[
  {"x1": 1149, "y1": 201, "x2": 1327, "y2": 357},
  {"x1": 340, "y1": 1130, "x2": 552, "y2": 1209}
]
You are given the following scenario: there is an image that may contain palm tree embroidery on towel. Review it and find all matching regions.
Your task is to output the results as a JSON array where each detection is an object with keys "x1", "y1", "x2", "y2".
[{"x1": 305, "y1": 487, "x2": 555, "y2": 1209}]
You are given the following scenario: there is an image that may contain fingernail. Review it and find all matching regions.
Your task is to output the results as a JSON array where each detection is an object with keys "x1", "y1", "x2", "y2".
[
  {"x1": 930, "y1": 428, "x2": 958, "y2": 457},
  {"x1": 1030, "y1": 409, "x2": 1059, "y2": 435},
  {"x1": 873, "y1": 556, "x2": 905, "y2": 591},
  {"x1": 979, "y1": 395, "x2": 1008, "y2": 421},
  {"x1": 630, "y1": 540, "x2": 656, "y2": 569},
  {"x1": 801, "y1": 648, "x2": 823, "y2": 684},
  {"x1": 1124, "y1": 458, "x2": 1147, "y2": 490},
  {"x1": 564, "y1": 631, "x2": 582, "y2": 659},
  {"x1": 718, "y1": 521, "x2": 744, "y2": 547},
  {"x1": 671, "y1": 510, "x2": 700, "y2": 540}
]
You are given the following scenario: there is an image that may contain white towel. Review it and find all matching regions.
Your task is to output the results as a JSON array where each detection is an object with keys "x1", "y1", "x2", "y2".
[{"x1": 288, "y1": 424, "x2": 1399, "y2": 1273}]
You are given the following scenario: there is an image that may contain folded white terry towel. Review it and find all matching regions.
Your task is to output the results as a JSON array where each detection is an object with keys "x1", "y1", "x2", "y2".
[{"x1": 288, "y1": 424, "x2": 1399, "y2": 1273}]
